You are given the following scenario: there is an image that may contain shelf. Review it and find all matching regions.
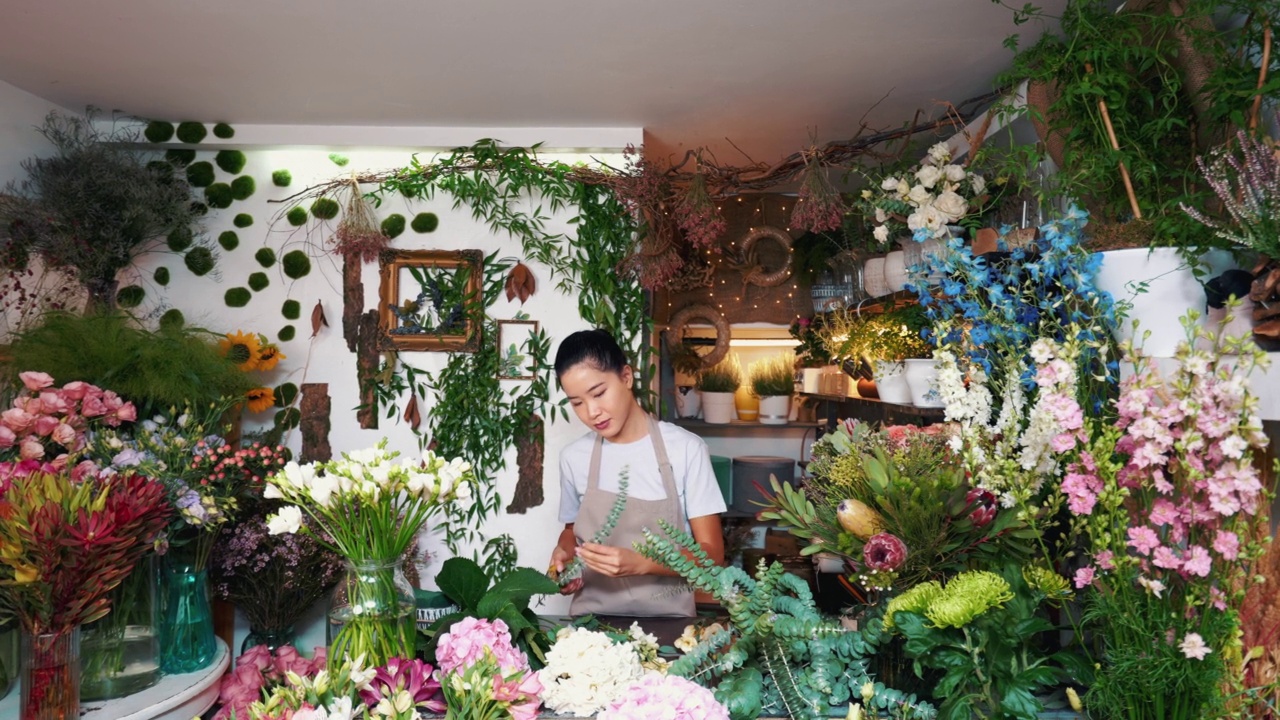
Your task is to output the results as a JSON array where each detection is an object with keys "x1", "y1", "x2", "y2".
[
  {"x1": 800, "y1": 392, "x2": 946, "y2": 420},
  {"x1": 673, "y1": 418, "x2": 822, "y2": 432}
]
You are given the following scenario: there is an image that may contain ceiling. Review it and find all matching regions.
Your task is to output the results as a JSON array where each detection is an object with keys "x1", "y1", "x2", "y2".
[{"x1": 0, "y1": 0, "x2": 1064, "y2": 167}]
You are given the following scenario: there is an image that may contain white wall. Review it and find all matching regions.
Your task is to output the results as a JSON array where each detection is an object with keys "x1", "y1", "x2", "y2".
[
  {"x1": 118, "y1": 129, "x2": 639, "y2": 651},
  {"x1": 0, "y1": 79, "x2": 68, "y2": 188}
]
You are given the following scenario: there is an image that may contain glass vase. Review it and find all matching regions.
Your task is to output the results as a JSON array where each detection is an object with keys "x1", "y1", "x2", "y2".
[
  {"x1": 241, "y1": 625, "x2": 297, "y2": 655},
  {"x1": 0, "y1": 624, "x2": 17, "y2": 701},
  {"x1": 20, "y1": 627, "x2": 81, "y2": 720},
  {"x1": 327, "y1": 558, "x2": 416, "y2": 670},
  {"x1": 158, "y1": 559, "x2": 217, "y2": 674},
  {"x1": 80, "y1": 555, "x2": 160, "y2": 700}
]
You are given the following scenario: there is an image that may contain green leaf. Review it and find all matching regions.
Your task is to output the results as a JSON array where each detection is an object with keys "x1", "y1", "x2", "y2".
[
  {"x1": 1000, "y1": 685, "x2": 1042, "y2": 719},
  {"x1": 486, "y1": 567, "x2": 560, "y2": 609},
  {"x1": 437, "y1": 557, "x2": 490, "y2": 611}
]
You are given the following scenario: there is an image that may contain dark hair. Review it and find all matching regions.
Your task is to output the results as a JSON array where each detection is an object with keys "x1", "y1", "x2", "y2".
[{"x1": 555, "y1": 329, "x2": 629, "y2": 378}]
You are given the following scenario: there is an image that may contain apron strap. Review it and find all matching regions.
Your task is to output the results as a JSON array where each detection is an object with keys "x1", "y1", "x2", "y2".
[
  {"x1": 587, "y1": 432, "x2": 605, "y2": 492},
  {"x1": 646, "y1": 415, "x2": 681, "y2": 516}
]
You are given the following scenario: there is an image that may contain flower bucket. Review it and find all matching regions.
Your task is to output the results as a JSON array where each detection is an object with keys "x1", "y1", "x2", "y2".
[
  {"x1": 733, "y1": 386, "x2": 759, "y2": 422},
  {"x1": 873, "y1": 362, "x2": 911, "y2": 404},
  {"x1": 1094, "y1": 247, "x2": 1203, "y2": 357},
  {"x1": 700, "y1": 391, "x2": 737, "y2": 424},
  {"x1": 758, "y1": 395, "x2": 791, "y2": 425},
  {"x1": 903, "y1": 358, "x2": 944, "y2": 407},
  {"x1": 864, "y1": 257, "x2": 889, "y2": 298},
  {"x1": 800, "y1": 368, "x2": 824, "y2": 394}
]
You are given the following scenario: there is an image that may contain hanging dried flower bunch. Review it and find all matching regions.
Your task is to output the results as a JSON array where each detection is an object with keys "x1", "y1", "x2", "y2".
[
  {"x1": 790, "y1": 147, "x2": 848, "y2": 233},
  {"x1": 675, "y1": 161, "x2": 725, "y2": 249},
  {"x1": 613, "y1": 145, "x2": 686, "y2": 290},
  {"x1": 331, "y1": 177, "x2": 388, "y2": 262}
]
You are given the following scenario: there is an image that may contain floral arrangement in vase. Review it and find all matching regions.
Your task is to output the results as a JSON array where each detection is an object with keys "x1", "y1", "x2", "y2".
[
  {"x1": 436, "y1": 617, "x2": 541, "y2": 720},
  {"x1": 859, "y1": 142, "x2": 988, "y2": 245},
  {"x1": 0, "y1": 371, "x2": 136, "y2": 467},
  {"x1": 264, "y1": 440, "x2": 475, "y2": 670}
]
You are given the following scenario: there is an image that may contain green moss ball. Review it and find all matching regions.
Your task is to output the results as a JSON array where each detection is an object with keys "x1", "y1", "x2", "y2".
[
  {"x1": 154, "y1": 267, "x2": 170, "y2": 286},
  {"x1": 272, "y1": 169, "x2": 292, "y2": 187},
  {"x1": 218, "y1": 231, "x2": 239, "y2": 251},
  {"x1": 278, "y1": 325, "x2": 296, "y2": 342},
  {"x1": 282, "y1": 299, "x2": 301, "y2": 319},
  {"x1": 411, "y1": 212, "x2": 440, "y2": 233},
  {"x1": 175, "y1": 122, "x2": 207, "y2": 144},
  {"x1": 145, "y1": 121, "x2": 175, "y2": 143},
  {"x1": 205, "y1": 183, "x2": 233, "y2": 209},
  {"x1": 285, "y1": 207, "x2": 308, "y2": 226},
  {"x1": 159, "y1": 308, "x2": 185, "y2": 331},
  {"x1": 165, "y1": 149, "x2": 196, "y2": 167},
  {"x1": 310, "y1": 197, "x2": 340, "y2": 220},
  {"x1": 256, "y1": 248, "x2": 277, "y2": 268},
  {"x1": 381, "y1": 214, "x2": 406, "y2": 239},
  {"x1": 273, "y1": 382, "x2": 298, "y2": 407},
  {"x1": 216, "y1": 150, "x2": 247, "y2": 175},
  {"x1": 248, "y1": 272, "x2": 270, "y2": 292},
  {"x1": 213, "y1": 122, "x2": 235, "y2": 139},
  {"x1": 185, "y1": 246, "x2": 215, "y2": 276},
  {"x1": 186, "y1": 161, "x2": 215, "y2": 188},
  {"x1": 234, "y1": 213, "x2": 254, "y2": 228},
  {"x1": 281, "y1": 250, "x2": 311, "y2": 279},
  {"x1": 116, "y1": 285, "x2": 146, "y2": 308},
  {"x1": 398, "y1": 184, "x2": 420, "y2": 199},
  {"x1": 328, "y1": 153, "x2": 349, "y2": 167},
  {"x1": 274, "y1": 406, "x2": 300, "y2": 430},
  {"x1": 167, "y1": 227, "x2": 194, "y2": 252},
  {"x1": 225, "y1": 287, "x2": 252, "y2": 307},
  {"x1": 230, "y1": 175, "x2": 256, "y2": 200}
]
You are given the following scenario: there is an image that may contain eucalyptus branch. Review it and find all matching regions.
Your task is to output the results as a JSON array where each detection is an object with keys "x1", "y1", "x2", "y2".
[{"x1": 557, "y1": 470, "x2": 629, "y2": 585}]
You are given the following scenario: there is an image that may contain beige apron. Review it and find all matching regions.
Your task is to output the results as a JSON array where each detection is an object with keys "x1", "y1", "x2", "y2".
[{"x1": 570, "y1": 415, "x2": 695, "y2": 617}]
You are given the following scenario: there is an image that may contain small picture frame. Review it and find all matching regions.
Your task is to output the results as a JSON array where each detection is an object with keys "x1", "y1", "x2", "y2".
[
  {"x1": 378, "y1": 249, "x2": 484, "y2": 352},
  {"x1": 496, "y1": 319, "x2": 540, "y2": 380}
]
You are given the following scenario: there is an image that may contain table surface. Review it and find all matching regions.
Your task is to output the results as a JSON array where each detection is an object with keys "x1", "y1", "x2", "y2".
[{"x1": 0, "y1": 638, "x2": 228, "y2": 720}]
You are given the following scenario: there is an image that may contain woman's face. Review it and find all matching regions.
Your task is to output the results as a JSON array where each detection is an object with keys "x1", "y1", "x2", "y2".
[{"x1": 558, "y1": 362, "x2": 637, "y2": 441}]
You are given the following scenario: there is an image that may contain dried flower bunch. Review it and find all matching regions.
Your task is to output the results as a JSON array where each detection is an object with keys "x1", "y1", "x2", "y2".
[
  {"x1": 790, "y1": 147, "x2": 848, "y2": 233},
  {"x1": 676, "y1": 165, "x2": 726, "y2": 249},
  {"x1": 332, "y1": 178, "x2": 389, "y2": 262}
]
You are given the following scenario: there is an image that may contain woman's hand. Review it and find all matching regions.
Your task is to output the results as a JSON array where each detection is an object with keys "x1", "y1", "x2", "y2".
[
  {"x1": 549, "y1": 544, "x2": 583, "y2": 595},
  {"x1": 576, "y1": 543, "x2": 652, "y2": 578}
]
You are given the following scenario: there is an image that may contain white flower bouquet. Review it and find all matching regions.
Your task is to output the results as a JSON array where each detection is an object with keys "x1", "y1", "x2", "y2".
[{"x1": 860, "y1": 142, "x2": 988, "y2": 245}]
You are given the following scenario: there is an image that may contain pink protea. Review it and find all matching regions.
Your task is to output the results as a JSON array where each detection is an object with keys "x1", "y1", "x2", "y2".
[
  {"x1": 965, "y1": 487, "x2": 998, "y2": 527},
  {"x1": 862, "y1": 532, "x2": 908, "y2": 571}
]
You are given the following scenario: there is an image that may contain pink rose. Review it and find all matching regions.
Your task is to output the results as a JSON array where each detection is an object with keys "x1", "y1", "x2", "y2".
[
  {"x1": 38, "y1": 391, "x2": 68, "y2": 415},
  {"x1": 213, "y1": 663, "x2": 266, "y2": 720},
  {"x1": 71, "y1": 459, "x2": 100, "y2": 482},
  {"x1": 19, "y1": 439, "x2": 44, "y2": 460},
  {"x1": 50, "y1": 423, "x2": 78, "y2": 449},
  {"x1": 0, "y1": 426, "x2": 15, "y2": 449},
  {"x1": 115, "y1": 401, "x2": 137, "y2": 424},
  {"x1": 237, "y1": 644, "x2": 274, "y2": 675},
  {"x1": 60, "y1": 381, "x2": 90, "y2": 401},
  {"x1": 1, "y1": 408, "x2": 35, "y2": 434},
  {"x1": 18, "y1": 371, "x2": 54, "y2": 391},
  {"x1": 19, "y1": 397, "x2": 44, "y2": 416},
  {"x1": 272, "y1": 645, "x2": 312, "y2": 677},
  {"x1": 307, "y1": 646, "x2": 327, "y2": 675},
  {"x1": 33, "y1": 415, "x2": 59, "y2": 438},
  {"x1": 80, "y1": 395, "x2": 108, "y2": 418}
]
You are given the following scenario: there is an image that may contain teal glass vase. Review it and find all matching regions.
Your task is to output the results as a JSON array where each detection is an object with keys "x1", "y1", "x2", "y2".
[
  {"x1": 240, "y1": 625, "x2": 297, "y2": 655},
  {"x1": 158, "y1": 560, "x2": 216, "y2": 674},
  {"x1": 80, "y1": 555, "x2": 160, "y2": 699}
]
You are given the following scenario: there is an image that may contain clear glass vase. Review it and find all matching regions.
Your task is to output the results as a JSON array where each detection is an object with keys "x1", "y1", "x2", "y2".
[
  {"x1": 241, "y1": 625, "x2": 297, "y2": 655},
  {"x1": 80, "y1": 555, "x2": 160, "y2": 700},
  {"x1": 327, "y1": 558, "x2": 416, "y2": 670},
  {"x1": 0, "y1": 624, "x2": 17, "y2": 701},
  {"x1": 21, "y1": 627, "x2": 81, "y2": 720},
  {"x1": 158, "y1": 559, "x2": 216, "y2": 674}
]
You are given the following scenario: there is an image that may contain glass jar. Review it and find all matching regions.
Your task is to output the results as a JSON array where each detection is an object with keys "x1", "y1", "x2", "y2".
[
  {"x1": 80, "y1": 555, "x2": 160, "y2": 700},
  {"x1": 158, "y1": 559, "x2": 217, "y2": 674},
  {"x1": 327, "y1": 558, "x2": 416, "y2": 670},
  {"x1": 21, "y1": 627, "x2": 81, "y2": 720},
  {"x1": 241, "y1": 625, "x2": 297, "y2": 655},
  {"x1": 0, "y1": 624, "x2": 16, "y2": 701}
]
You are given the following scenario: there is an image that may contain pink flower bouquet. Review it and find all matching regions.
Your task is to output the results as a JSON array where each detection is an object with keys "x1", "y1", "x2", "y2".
[
  {"x1": 0, "y1": 371, "x2": 135, "y2": 466},
  {"x1": 436, "y1": 617, "x2": 541, "y2": 720}
]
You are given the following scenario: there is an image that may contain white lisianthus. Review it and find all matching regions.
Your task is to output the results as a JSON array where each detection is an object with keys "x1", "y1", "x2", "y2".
[
  {"x1": 266, "y1": 506, "x2": 303, "y2": 535},
  {"x1": 873, "y1": 225, "x2": 891, "y2": 243},
  {"x1": 914, "y1": 165, "x2": 942, "y2": 190},
  {"x1": 880, "y1": 176, "x2": 900, "y2": 191},
  {"x1": 927, "y1": 142, "x2": 952, "y2": 165},
  {"x1": 907, "y1": 184, "x2": 933, "y2": 207},
  {"x1": 932, "y1": 190, "x2": 968, "y2": 223}
]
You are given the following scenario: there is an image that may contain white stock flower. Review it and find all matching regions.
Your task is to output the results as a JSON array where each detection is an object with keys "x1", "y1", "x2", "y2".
[
  {"x1": 942, "y1": 164, "x2": 967, "y2": 183},
  {"x1": 927, "y1": 142, "x2": 952, "y2": 165},
  {"x1": 932, "y1": 190, "x2": 968, "y2": 223},
  {"x1": 907, "y1": 184, "x2": 933, "y2": 207},
  {"x1": 915, "y1": 165, "x2": 942, "y2": 190},
  {"x1": 266, "y1": 506, "x2": 304, "y2": 535}
]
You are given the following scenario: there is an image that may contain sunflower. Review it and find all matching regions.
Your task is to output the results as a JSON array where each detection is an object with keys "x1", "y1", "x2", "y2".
[
  {"x1": 256, "y1": 343, "x2": 286, "y2": 371},
  {"x1": 220, "y1": 331, "x2": 261, "y2": 371},
  {"x1": 245, "y1": 387, "x2": 274, "y2": 414}
]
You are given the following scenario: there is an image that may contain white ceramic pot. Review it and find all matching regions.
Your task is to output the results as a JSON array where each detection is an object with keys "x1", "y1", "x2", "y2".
[
  {"x1": 800, "y1": 368, "x2": 824, "y2": 394},
  {"x1": 883, "y1": 250, "x2": 908, "y2": 293},
  {"x1": 903, "y1": 358, "x2": 944, "y2": 407},
  {"x1": 864, "y1": 257, "x2": 888, "y2": 298},
  {"x1": 676, "y1": 386, "x2": 701, "y2": 418},
  {"x1": 1095, "y1": 247, "x2": 1203, "y2": 357},
  {"x1": 701, "y1": 391, "x2": 737, "y2": 424},
  {"x1": 758, "y1": 395, "x2": 791, "y2": 425},
  {"x1": 873, "y1": 362, "x2": 911, "y2": 404}
]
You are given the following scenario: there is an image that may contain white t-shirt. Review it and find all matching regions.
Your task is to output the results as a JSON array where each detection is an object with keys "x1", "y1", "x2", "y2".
[{"x1": 558, "y1": 421, "x2": 727, "y2": 529}]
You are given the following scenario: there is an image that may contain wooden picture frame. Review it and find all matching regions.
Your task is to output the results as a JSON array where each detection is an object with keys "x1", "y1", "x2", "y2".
[
  {"x1": 378, "y1": 249, "x2": 484, "y2": 352},
  {"x1": 496, "y1": 319, "x2": 540, "y2": 380}
]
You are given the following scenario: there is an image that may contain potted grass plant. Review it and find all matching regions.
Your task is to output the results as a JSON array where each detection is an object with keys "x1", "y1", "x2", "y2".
[
  {"x1": 696, "y1": 356, "x2": 741, "y2": 424},
  {"x1": 749, "y1": 352, "x2": 796, "y2": 425}
]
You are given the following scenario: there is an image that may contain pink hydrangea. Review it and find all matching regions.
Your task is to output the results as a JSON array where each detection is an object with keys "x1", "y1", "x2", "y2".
[
  {"x1": 598, "y1": 672, "x2": 730, "y2": 720},
  {"x1": 436, "y1": 617, "x2": 529, "y2": 675}
]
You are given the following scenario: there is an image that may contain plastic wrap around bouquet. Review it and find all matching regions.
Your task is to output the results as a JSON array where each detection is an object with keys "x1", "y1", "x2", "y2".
[{"x1": 263, "y1": 440, "x2": 475, "y2": 671}]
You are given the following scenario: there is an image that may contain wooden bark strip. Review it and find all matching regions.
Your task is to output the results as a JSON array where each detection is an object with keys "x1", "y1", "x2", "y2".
[
  {"x1": 299, "y1": 383, "x2": 333, "y2": 463},
  {"x1": 506, "y1": 413, "x2": 545, "y2": 514},
  {"x1": 356, "y1": 310, "x2": 381, "y2": 430},
  {"x1": 343, "y1": 252, "x2": 363, "y2": 352}
]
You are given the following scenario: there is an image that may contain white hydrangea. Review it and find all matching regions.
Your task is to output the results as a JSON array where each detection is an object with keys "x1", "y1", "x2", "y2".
[{"x1": 538, "y1": 627, "x2": 645, "y2": 716}]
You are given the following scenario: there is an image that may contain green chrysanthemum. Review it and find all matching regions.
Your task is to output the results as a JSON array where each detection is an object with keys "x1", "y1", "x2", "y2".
[
  {"x1": 1023, "y1": 565, "x2": 1072, "y2": 603},
  {"x1": 924, "y1": 571, "x2": 1013, "y2": 629},
  {"x1": 883, "y1": 580, "x2": 942, "y2": 630}
]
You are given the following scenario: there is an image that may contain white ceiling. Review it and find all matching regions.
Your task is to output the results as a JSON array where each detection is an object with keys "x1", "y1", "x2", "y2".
[{"x1": 0, "y1": 0, "x2": 1063, "y2": 166}]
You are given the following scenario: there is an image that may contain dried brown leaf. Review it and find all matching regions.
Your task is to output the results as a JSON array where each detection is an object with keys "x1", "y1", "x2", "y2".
[
  {"x1": 506, "y1": 263, "x2": 536, "y2": 304},
  {"x1": 403, "y1": 394, "x2": 421, "y2": 430},
  {"x1": 311, "y1": 301, "x2": 328, "y2": 337}
]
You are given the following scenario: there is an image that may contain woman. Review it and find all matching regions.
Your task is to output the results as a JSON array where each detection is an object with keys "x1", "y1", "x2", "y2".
[{"x1": 548, "y1": 329, "x2": 725, "y2": 617}]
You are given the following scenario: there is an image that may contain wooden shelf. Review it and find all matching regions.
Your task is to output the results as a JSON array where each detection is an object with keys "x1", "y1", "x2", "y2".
[
  {"x1": 800, "y1": 392, "x2": 946, "y2": 421},
  {"x1": 673, "y1": 418, "x2": 822, "y2": 432}
]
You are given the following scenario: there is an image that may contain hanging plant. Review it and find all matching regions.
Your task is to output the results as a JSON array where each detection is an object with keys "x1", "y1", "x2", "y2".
[
  {"x1": 790, "y1": 146, "x2": 848, "y2": 233},
  {"x1": 332, "y1": 178, "x2": 388, "y2": 262},
  {"x1": 674, "y1": 160, "x2": 725, "y2": 249}
]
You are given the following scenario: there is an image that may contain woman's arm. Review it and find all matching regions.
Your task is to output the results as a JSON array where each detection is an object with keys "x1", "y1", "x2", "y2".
[
  {"x1": 576, "y1": 513, "x2": 724, "y2": 578},
  {"x1": 550, "y1": 524, "x2": 583, "y2": 594}
]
